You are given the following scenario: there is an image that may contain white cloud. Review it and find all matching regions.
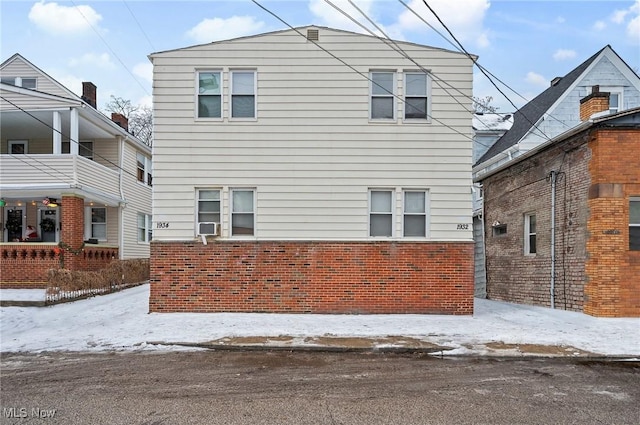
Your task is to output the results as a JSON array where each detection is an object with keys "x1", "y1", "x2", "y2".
[
  {"x1": 28, "y1": 1, "x2": 102, "y2": 35},
  {"x1": 395, "y1": 0, "x2": 491, "y2": 48},
  {"x1": 611, "y1": 9, "x2": 629, "y2": 25},
  {"x1": 69, "y1": 53, "x2": 114, "y2": 69},
  {"x1": 552, "y1": 49, "x2": 576, "y2": 61},
  {"x1": 133, "y1": 62, "x2": 153, "y2": 85},
  {"x1": 592, "y1": 20, "x2": 606, "y2": 31},
  {"x1": 525, "y1": 71, "x2": 548, "y2": 88},
  {"x1": 609, "y1": 0, "x2": 640, "y2": 45},
  {"x1": 186, "y1": 16, "x2": 265, "y2": 44},
  {"x1": 555, "y1": 16, "x2": 566, "y2": 24}
]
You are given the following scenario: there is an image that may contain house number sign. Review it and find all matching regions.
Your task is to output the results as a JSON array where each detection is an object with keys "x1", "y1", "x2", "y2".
[
  {"x1": 457, "y1": 224, "x2": 469, "y2": 230},
  {"x1": 156, "y1": 222, "x2": 169, "y2": 229}
]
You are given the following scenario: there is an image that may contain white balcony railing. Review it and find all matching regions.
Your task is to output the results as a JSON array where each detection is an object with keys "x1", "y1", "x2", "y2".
[{"x1": 0, "y1": 154, "x2": 120, "y2": 200}]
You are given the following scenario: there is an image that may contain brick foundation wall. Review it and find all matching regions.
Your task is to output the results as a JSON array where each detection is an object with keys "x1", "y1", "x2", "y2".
[
  {"x1": 149, "y1": 241, "x2": 474, "y2": 314},
  {"x1": 585, "y1": 129, "x2": 640, "y2": 317},
  {"x1": 483, "y1": 135, "x2": 590, "y2": 312}
]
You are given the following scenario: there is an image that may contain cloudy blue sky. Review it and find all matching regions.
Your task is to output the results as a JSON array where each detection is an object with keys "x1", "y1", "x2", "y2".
[{"x1": 1, "y1": 0, "x2": 639, "y2": 112}]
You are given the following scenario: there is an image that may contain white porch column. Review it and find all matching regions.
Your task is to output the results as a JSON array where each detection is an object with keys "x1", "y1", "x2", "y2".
[
  {"x1": 70, "y1": 107, "x2": 79, "y2": 155},
  {"x1": 52, "y1": 111, "x2": 62, "y2": 154}
]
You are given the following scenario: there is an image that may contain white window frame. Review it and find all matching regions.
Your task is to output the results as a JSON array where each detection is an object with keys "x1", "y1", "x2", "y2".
[
  {"x1": 137, "y1": 213, "x2": 152, "y2": 244},
  {"x1": 85, "y1": 207, "x2": 107, "y2": 241},
  {"x1": 8, "y1": 140, "x2": 28, "y2": 154},
  {"x1": 370, "y1": 71, "x2": 396, "y2": 120},
  {"x1": 369, "y1": 189, "x2": 394, "y2": 237},
  {"x1": 1, "y1": 77, "x2": 36, "y2": 89},
  {"x1": 136, "y1": 152, "x2": 152, "y2": 186},
  {"x1": 196, "y1": 189, "x2": 222, "y2": 236},
  {"x1": 630, "y1": 197, "x2": 640, "y2": 251},
  {"x1": 524, "y1": 213, "x2": 537, "y2": 255},
  {"x1": 230, "y1": 188, "x2": 256, "y2": 237},
  {"x1": 402, "y1": 190, "x2": 428, "y2": 238},
  {"x1": 403, "y1": 71, "x2": 431, "y2": 121},
  {"x1": 196, "y1": 70, "x2": 223, "y2": 119},
  {"x1": 230, "y1": 70, "x2": 257, "y2": 120}
]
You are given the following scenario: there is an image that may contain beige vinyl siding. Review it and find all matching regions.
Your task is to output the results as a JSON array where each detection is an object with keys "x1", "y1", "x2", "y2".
[
  {"x1": 0, "y1": 88, "x2": 75, "y2": 111},
  {"x1": 120, "y1": 141, "x2": 151, "y2": 259},
  {"x1": 1, "y1": 57, "x2": 71, "y2": 98},
  {"x1": 151, "y1": 27, "x2": 473, "y2": 241}
]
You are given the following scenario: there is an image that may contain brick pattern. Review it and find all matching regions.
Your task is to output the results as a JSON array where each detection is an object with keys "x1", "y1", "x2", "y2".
[
  {"x1": 149, "y1": 241, "x2": 474, "y2": 314},
  {"x1": 483, "y1": 139, "x2": 590, "y2": 312},
  {"x1": 585, "y1": 129, "x2": 640, "y2": 317},
  {"x1": 483, "y1": 126, "x2": 640, "y2": 317},
  {"x1": 60, "y1": 195, "x2": 85, "y2": 271},
  {"x1": 579, "y1": 91, "x2": 610, "y2": 121}
]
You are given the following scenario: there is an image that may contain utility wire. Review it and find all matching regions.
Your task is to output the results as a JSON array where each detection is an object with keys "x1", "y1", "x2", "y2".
[
  {"x1": 1, "y1": 95, "x2": 143, "y2": 182},
  {"x1": 70, "y1": 0, "x2": 151, "y2": 98},
  {"x1": 400, "y1": 0, "x2": 570, "y2": 132},
  {"x1": 251, "y1": 0, "x2": 475, "y2": 143},
  {"x1": 418, "y1": 0, "x2": 553, "y2": 142},
  {"x1": 122, "y1": 0, "x2": 156, "y2": 51},
  {"x1": 325, "y1": 0, "x2": 500, "y2": 150}
]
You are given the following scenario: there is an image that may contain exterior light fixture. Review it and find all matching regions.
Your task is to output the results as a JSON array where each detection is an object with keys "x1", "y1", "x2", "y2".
[{"x1": 43, "y1": 197, "x2": 59, "y2": 207}]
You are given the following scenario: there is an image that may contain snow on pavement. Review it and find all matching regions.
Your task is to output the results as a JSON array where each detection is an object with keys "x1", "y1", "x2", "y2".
[{"x1": 1, "y1": 284, "x2": 638, "y2": 356}]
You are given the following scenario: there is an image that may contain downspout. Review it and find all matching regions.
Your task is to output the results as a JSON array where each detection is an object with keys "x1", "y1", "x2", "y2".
[
  {"x1": 549, "y1": 171, "x2": 557, "y2": 309},
  {"x1": 118, "y1": 136, "x2": 127, "y2": 260},
  {"x1": 481, "y1": 188, "x2": 488, "y2": 299}
]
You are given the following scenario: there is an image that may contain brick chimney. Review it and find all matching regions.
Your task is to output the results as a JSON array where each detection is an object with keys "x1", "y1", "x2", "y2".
[
  {"x1": 111, "y1": 113, "x2": 129, "y2": 131},
  {"x1": 579, "y1": 85, "x2": 610, "y2": 121},
  {"x1": 82, "y1": 82, "x2": 97, "y2": 108}
]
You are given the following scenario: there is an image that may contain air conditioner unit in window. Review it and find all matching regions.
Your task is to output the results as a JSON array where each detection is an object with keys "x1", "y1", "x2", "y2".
[{"x1": 198, "y1": 222, "x2": 219, "y2": 236}]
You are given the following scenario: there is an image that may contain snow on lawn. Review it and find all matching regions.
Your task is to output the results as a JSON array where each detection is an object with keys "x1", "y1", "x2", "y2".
[{"x1": 1, "y1": 283, "x2": 638, "y2": 356}]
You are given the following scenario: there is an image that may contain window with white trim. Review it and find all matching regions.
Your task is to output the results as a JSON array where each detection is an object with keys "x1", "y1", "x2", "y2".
[
  {"x1": 197, "y1": 189, "x2": 221, "y2": 232},
  {"x1": 370, "y1": 71, "x2": 395, "y2": 119},
  {"x1": 137, "y1": 213, "x2": 152, "y2": 243},
  {"x1": 231, "y1": 189, "x2": 255, "y2": 236},
  {"x1": 524, "y1": 213, "x2": 537, "y2": 255},
  {"x1": 8, "y1": 140, "x2": 27, "y2": 154},
  {"x1": 231, "y1": 71, "x2": 256, "y2": 118},
  {"x1": 403, "y1": 190, "x2": 427, "y2": 237},
  {"x1": 630, "y1": 198, "x2": 640, "y2": 251},
  {"x1": 608, "y1": 91, "x2": 622, "y2": 113},
  {"x1": 369, "y1": 190, "x2": 393, "y2": 237},
  {"x1": 404, "y1": 72, "x2": 429, "y2": 120},
  {"x1": 1, "y1": 77, "x2": 36, "y2": 89},
  {"x1": 89, "y1": 207, "x2": 107, "y2": 241},
  {"x1": 137, "y1": 152, "x2": 152, "y2": 186},
  {"x1": 197, "y1": 71, "x2": 222, "y2": 118}
]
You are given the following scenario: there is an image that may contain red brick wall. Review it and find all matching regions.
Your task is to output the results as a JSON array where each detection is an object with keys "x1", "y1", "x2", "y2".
[
  {"x1": 149, "y1": 241, "x2": 474, "y2": 314},
  {"x1": 585, "y1": 129, "x2": 640, "y2": 317},
  {"x1": 0, "y1": 246, "x2": 59, "y2": 288},
  {"x1": 60, "y1": 195, "x2": 85, "y2": 271}
]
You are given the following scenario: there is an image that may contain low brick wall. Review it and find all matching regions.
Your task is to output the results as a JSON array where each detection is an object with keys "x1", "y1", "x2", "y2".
[
  {"x1": 149, "y1": 240, "x2": 474, "y2": 314},
  {"x1": 0, "y1": 244, "x2": 119, "y2": 288}
]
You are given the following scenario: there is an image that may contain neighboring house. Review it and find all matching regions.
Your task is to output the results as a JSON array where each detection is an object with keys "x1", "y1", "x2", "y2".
[
  {"x1": 471, "y1": 112, "x2": 513, "y2": 297},
  {"x1": 472, "y1": 45, "x2": 640, "y2": 304},
  {"x1": 0, "y1": 54, "x2": 152, "y2": 288},
  {"x1": 148, "y1": 26, "x2": 475, "y2": 314},
  {"x1": 476, "y1": 91, "x2": 640, "y2": 317}
]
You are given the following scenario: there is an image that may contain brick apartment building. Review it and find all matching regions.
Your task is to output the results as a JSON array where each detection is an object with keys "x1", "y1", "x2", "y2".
[{"x1": 476, "y1": 91, "x2": 639, "y2": 317}]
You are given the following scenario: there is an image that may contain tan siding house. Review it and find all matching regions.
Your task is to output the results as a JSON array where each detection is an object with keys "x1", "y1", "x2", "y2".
[
  {"x1": 149, "y1": 26, "x2": 475, "y2": 314},
  {"x1": 0, "y1": 54, "x2": 152, "y2": 287}
]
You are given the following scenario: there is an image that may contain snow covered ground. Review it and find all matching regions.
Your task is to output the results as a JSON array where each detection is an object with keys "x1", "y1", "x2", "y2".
[{"x1": 1, "y1": 284, "x2": 638, "y2": 356}]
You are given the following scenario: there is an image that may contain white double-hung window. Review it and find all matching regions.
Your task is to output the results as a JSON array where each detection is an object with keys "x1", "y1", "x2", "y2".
[
  {"x1": 370, "y1": 71, "x2": 395, "y2": 119},
  {"x1": 197, "y1": 189, "x2": 221, "y2": 235},
  {"x1": 369, "y1": 190, "x2": 393, "y2": 237},
  {"x1": 403, "y1": 190, "x2": 427, "y2": 237},
  {"x1": 231, "y1": 71, "x2": 256, "y2": 118},
  {"x1": 197, "y1": 71, "x2": 222, "y2": 118},
  {"x1": 404, "y1": 72, "x2": 430, "y2": 120},
  {"x1": 231, "y1": 189, "x2": 255, "y2": 236}
]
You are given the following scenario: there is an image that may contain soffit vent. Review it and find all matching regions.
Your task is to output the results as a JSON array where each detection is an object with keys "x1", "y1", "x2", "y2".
[{"x1": 307, "y1": 29, "x2": 319, "y2": 41}]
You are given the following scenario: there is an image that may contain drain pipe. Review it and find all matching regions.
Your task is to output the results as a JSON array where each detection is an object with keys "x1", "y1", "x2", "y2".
[{"x1": 549, "y1": 171, "x2": 557, "y2": 309}]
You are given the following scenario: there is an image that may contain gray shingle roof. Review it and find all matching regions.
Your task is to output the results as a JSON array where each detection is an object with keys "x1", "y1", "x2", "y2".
[{"x1": 475, "y1": 45, "x2": 609, "y2": 165}]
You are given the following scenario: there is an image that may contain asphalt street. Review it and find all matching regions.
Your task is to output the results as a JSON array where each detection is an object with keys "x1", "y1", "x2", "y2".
[{"x1": 1, "y1": 350, "x2": 638, "y2": 425}]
